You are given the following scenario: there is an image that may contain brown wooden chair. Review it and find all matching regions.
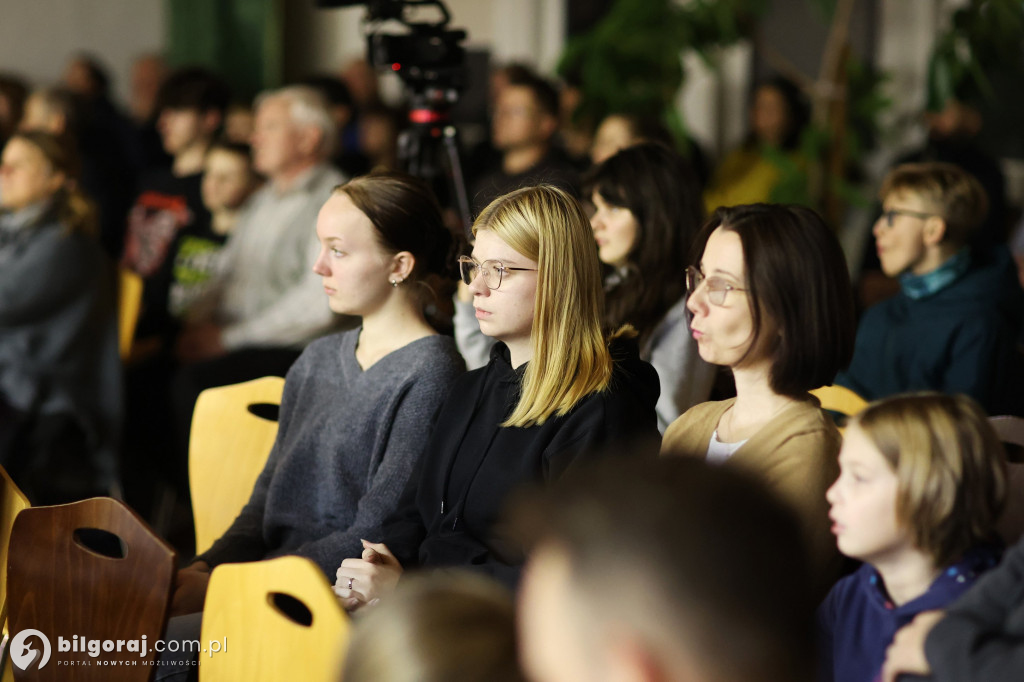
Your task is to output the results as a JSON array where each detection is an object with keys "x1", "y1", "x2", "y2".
[
  {"x1": 6, "y1": 497, "x2": 176, "y2": 680},
  {"x1": 200, "y1": 556, "x2": 349, "y2": 681},
  {"x1": 0, "y1": 466, "x2": 29, "y2": 680},
  {"x1": 992, "y1": 416, "x2": 1024, "y2": 546}
]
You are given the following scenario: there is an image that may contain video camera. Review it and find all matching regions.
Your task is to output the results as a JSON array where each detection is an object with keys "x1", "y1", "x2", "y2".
[{"x1": 317, "y1": 0, "x2": 466, "y2": 96}]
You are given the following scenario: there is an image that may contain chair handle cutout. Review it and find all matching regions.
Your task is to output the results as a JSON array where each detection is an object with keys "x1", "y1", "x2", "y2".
[
  {"x1": 72, "y1": 528, "x2": 127, "y2": 559},
  {"x1": 247, "y1": 403, "x2": 280, "y2": 422},
  {"x1": 267, "y1": 592, "x2": 313, "y2": 627}
]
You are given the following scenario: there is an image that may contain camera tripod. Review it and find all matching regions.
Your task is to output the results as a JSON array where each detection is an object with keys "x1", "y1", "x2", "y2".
[{"x1": 397, "y1": 90, "x2": 473, "y2": 241}]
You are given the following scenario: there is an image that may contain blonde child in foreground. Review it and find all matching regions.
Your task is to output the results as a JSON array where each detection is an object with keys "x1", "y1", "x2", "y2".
[{"x1": 817, "y1": 393, "x2": 1007, "y2": 682}]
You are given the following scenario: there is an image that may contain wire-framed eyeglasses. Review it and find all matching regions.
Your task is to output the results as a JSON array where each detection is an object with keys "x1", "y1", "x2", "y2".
[
  {"x1": 458, "y1": 256, "x2": 537, "y2": 290},
  {"x1": 685, "y1": 266, "x2": 747, "y2": 307}
]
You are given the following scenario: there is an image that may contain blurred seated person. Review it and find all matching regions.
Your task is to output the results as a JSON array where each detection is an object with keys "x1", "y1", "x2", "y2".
[
  {"x1": 341, "y1": 573, "x2": 523, "y2": 682},
  {"x1": 857, "y1": 97, "x2": 1011, "y2": 310},
  {"x1": 590, "y1": 112, "x2": 709, "y2": 186},
  {"x1": 0, "y1": 74, "x2": 28, "y2": 150},
  {"x1": 303, "y1": 74, "x2": 370, "y2": 179},
  {"x1": 173, "y1": 86, "x2": 349, "y2": 431},
  {"x1": 128, "y1": 53, "x2": 172, "y2": 172},
  {"x1": 121, "y1": 67, "x2": 230, "y2": 349},
  {"x1": 223, "y1": 101, "x2": 255, "y2": 145},
  {"x1": 704, "y1": 75, "x2": 809, "y2": 214},
  {"x1": 517, "y1": 457, "x2": 817, "y2": 682},
  {"x1": 470, "y1": 69, "x2": 580, "y2": 215},
  {"x1": 0, "y1": 131, "x2": 120, "y2": 503},
  {"x1": 837, "y1": 162, "x2": 1024, "y2": 416},
  {"x1": 20, "y1": 86, "x2": 135, "y2": 258},
  {"x1": 121, "y1": 139, "x2": 258, "y2": 515},
  {"x1": 359, "y1": 104, "x2": 402, "y2": 172}
]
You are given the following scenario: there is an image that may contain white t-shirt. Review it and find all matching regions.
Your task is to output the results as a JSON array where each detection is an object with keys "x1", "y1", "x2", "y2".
[{"x1": 705, "y1": 430, "x2": 747, "y2": 465}]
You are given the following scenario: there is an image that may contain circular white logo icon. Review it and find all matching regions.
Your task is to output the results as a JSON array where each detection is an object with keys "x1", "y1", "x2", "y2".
[{"x1": 9, "y1": 629, "x2": 51, "y2": 671}]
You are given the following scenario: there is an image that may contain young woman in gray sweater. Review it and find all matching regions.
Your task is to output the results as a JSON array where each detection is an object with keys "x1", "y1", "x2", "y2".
[{"x1": 168, "y1": 171, "x2": 465, "y2": 619}]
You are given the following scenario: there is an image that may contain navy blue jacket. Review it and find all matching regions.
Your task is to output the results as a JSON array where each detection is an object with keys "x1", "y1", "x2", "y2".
[
  {"x1": 838, "y1": 247, "x2": 1024, "y2": 416},
  {"x1": 818, "y1": 546, "x2": 1001, "y2": 682}
]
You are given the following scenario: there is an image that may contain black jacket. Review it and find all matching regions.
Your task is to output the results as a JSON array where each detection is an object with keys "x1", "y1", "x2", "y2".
[{"x1": 379, "y1": 337, "x2": 661, "y2": 587}]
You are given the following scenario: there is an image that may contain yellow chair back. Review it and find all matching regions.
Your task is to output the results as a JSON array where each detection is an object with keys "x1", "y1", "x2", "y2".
[
  {"x1": 811, "y1": 385, "x2": 868, "y2": 418},
  {"x1": 118, "y1": 268, "x2": 143, "y2": 358},
  {"x1": 189, "y1": 376, "x2": 286, "y2": 555},
  {"x1": 200, "y1": 556, "x2": 349, "y2": 681}
]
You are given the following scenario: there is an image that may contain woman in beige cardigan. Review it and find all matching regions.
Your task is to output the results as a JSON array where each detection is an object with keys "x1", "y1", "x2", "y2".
[{"x1": 661, "y1": 203, "x2": 855, "y2": 587}]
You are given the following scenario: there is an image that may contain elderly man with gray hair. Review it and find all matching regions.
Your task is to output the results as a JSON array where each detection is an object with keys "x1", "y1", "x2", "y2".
[{"x1": 172, "y1": 85, "x2": 349, "y2": 470}]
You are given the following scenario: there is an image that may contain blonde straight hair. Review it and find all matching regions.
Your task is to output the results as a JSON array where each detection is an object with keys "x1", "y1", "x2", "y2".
[
  {"x1": 854, "y1": 392, "x2": 1007, "y2": 568},
  {"x1": 474, "y1": 185, "x2": 619, "y2": 427}
]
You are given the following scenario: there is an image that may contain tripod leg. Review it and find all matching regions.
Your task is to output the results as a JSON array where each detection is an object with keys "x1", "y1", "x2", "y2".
[{"x1": 442, "y1": 126, "x2": 473, "y2": 240}]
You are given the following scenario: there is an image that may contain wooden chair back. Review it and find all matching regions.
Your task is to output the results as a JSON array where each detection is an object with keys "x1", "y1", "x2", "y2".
[
  {"x1": 810, "y1": 384, "x2": 869, "y2": 418},
  {"x1": 992, "y1": 416, "x2": 1024, "y2": 546},
  {"x1": 6, "y1": 497, "x2": 176, "y2": 680},
  {"x1": 199, "y1": 556, "x2": 349, "y2": 681},
  {"x1": 189, "y1": 376, "x2": 285, "y2": 554},
  {"x1": 0, "y1": 466, "x2": 29, "y2": 629},
  {"x1": 118, "y1": 269, "x2": 143, "y2": 359}
]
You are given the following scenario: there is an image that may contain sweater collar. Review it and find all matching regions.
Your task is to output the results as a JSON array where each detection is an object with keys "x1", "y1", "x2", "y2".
[{"x1": 899, "y1": 248, "x2": 971, "y2": 300}]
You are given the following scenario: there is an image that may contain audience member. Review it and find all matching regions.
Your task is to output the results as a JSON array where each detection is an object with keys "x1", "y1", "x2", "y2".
[
  {"x1": 167, "y1": 140, "x2": 261, "y2": 320},
  {"x1": 837, "y1": 162, "x2": 1024, "y2": 416},
  {"x1": 121, "y1": 137, "x2": 258, "y2": 516},
  {"x1": 173, "y1": 85, "x2": 348, "y2": 397},
  {"x1": 882, "y1": 533, "x2": 1024, "y2": 682},
  {"x1": 333, "y1": 185, "x2": 660, "y2": 609},
  {"x1": 303, "y1": 74, "x2": 370, "y2": 178},
  {"x1": 122, "y1": 67, "x2": 231, "y2": 348},
  {"x1": 661, "y1": 203, "x2": 855, "y2": 589},
  {"x1": 585, "y1": 143, "x2": 714, "y2": 428},
  {"x1": 590, "y1": 112, "x2": 709, "y2": 185},
  {"x1": 516, "y1": 457, "x2": 817, "y2": 682},
  {"x1": 359, "y1": 104, "x2": 402, "y2": 172},
  {"x1": 819, "y1": 393, "x2": 1006, "y2": 682},
  {"x1": 61, "y1": 53, "x2": 140, "y2": 177},
  {"x1": 0, "y1": 74, "x2": 29, "y2": 150},
  {"x1": 704, "y1": 76, "x2": 809, "y2": 213},
  {"x1": 19, "y1": 86, "x2": 135, "y2": 257},
  {"x1": 341, "y1": 572, "x2": 523, "y2": 682},
  {"x1": 470, "y1": 70, "x2": 580, "y2": 214},
  {"x1": 455, "y1": 144, "x2": 715, "y2": 410},
  {"x1": 128, "y1": 53, "x2": 172, "y2": 171},
  {"x1": 223, "y1": 101, "x2": 255, "y2": 145},
  {"x1": 0, "y1": 131, "x2": 120, "y2": 503},
  {"x1": 900, "y1": 98, "x2": 1008, "y2": 252},
  {"x1": 155, "y1": 173, "x2": 465, "y2": 679}
]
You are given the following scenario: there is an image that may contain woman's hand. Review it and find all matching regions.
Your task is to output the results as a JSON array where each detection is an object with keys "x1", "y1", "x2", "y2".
[
  {"x1": 881, "y1": 610, "x2": 944, "y2": 682},
  {"x1": 333, "y1": 540, "x2": 403, "y2": 612},
  {"x1": 169, "y1": 562, "x2": 211, "y2": 616}
]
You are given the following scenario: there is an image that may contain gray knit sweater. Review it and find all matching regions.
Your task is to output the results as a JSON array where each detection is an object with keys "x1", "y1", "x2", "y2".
[{"x1": 196, "y1": 328, "x2": 465, "y2": 576}]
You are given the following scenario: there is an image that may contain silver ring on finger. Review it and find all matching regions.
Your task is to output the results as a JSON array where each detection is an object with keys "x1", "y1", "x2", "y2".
[{"x1": 347, "y1": 577, "x2": 354, "y2": 590}]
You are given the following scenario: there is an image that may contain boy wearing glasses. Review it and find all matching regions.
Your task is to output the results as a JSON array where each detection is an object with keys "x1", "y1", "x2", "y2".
[{"x1": 837, "y1": 162, "x2": 1024, "y2": 415}]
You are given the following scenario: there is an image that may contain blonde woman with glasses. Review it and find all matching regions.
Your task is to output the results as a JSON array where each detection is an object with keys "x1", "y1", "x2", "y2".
[
  {"x1": 661, "y1": 203, "x2": 856, "y2": 594},
  {"x1": 333, "y1": 185, "x2": 661, "y2": 610}
]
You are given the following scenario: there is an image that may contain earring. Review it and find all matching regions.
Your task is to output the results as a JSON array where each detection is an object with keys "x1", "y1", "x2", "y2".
[{"x1": 391, "y1": 278, "x2": 404, "y2": 288}]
